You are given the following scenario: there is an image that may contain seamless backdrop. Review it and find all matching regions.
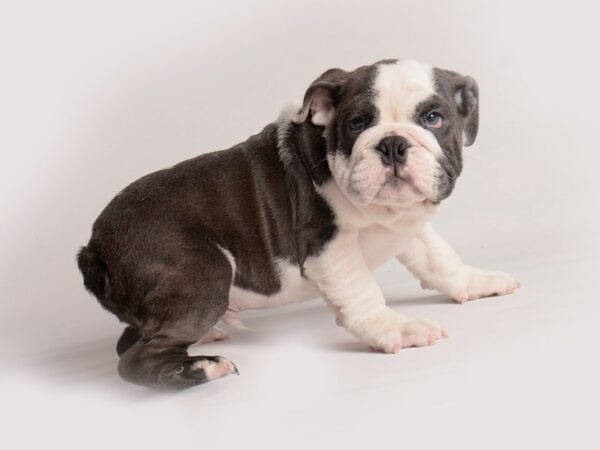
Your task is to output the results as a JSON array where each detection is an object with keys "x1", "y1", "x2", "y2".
[{"x1": 1, "y1": 1, "x2": 599, "y2": 449}]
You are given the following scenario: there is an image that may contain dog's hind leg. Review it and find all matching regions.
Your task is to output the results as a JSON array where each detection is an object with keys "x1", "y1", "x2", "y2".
[
  {"x1": 118, "y1": 338, "x2": 238, "y2": 389},
  {"x1": 117, "y1": 244, "x2": 237, "y2": 389},
  {"x1": 116, "y1": 326, "x2": 142, "y2": 357}
]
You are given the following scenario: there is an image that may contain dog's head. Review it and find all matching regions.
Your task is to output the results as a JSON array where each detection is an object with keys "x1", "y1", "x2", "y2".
[{"x1": 294, "y1": 59, "x2": 479, "y2": 207}]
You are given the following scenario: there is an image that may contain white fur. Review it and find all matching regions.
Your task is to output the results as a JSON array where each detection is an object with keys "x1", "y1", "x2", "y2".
[
  {"x1": 374, "y1": 60, "x2": 436, "y2": 123},
  {"x1": 192, "y1": 357, "x2": 237, "y2": 381},
  {"x1": 398, "y1": 223, "x2": 520, "y2": 303},
  {"x1": 216, "y1": 244, "x2": 237, "y2": 278},
  {"x1": 302, "y1": 181, "x2": 447, "y2": 352},
  {"x1": 219, "y1": 60, "x2": 519, "y2": 352},
  {"x1": 223, "y1": 259, "x2": 320, "y2": 329},
  {"x1": 228, "y1": 259, "x2": 320, "y2": 311}
]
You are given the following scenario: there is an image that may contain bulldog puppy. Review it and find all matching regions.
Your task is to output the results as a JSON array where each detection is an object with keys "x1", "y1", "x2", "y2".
[{"x1": 78, "y1": 59, "x2": 519, "y2": 389}]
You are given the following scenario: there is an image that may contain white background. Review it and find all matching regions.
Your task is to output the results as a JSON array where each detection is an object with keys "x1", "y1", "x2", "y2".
[{"x1": 1, "y1": 1, "x2": 599, "y2": 448}]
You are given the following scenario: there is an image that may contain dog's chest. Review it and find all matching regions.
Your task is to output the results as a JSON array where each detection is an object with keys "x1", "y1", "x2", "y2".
[{"x1": 224, "y1": 225, "x2": 411, "y2": 319}]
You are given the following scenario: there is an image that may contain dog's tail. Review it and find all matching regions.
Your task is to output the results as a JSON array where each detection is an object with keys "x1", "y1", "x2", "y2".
[{"x1": 77, "y1": 244, "x2": 110, "y2": 301}]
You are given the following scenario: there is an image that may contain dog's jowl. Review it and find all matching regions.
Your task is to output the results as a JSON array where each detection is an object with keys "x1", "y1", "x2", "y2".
[{"x1": 78, "y1": 59, "x2": 519, "y2": 389}]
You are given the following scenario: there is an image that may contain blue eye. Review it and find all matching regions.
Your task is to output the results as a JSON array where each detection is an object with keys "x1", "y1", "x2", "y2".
[
  {"x1": 424, "y1": 111, "x2": 443, "y2": 128},
  {"x1": 349, "y1": 115, "x2": 365, "y2": 132}
]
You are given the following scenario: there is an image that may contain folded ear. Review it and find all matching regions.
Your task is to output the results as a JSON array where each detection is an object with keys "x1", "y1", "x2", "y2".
[
  {"x1": 436, "y1": 69, "x2": 480, "y2": 146},
  {"x1": 454, "y1": 75, "x2": 479, "y2": 146},
  {"x1": 295, "y1": 68, "x2": 348, "y2": 126}
]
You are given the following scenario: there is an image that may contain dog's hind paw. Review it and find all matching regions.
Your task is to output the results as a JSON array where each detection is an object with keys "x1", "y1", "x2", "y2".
[{"x1": 190, "y1": 356, "x2": 239, "y2": 381}]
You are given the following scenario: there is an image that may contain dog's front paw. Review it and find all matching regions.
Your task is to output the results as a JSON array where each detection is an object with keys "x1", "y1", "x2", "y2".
[
  {"x1": 444, "y1": 267, "x2": 520, "y2": 303},
  {"x1": 357, "y1": 310, "x2": 447, "y2": 354}
]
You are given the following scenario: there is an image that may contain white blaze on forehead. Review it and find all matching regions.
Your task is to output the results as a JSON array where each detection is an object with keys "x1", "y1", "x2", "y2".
[{"x1": 374, "y1": 60, "x2": 436, "y2": 123}]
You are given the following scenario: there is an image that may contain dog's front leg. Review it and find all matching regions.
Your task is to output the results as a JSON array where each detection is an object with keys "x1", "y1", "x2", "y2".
[
  {"x1": 305, "y1": 228, "x2": 446, "y2": 353},
  {"x1": 398, "y1": 223, "x2": 520, "y2": 303}
]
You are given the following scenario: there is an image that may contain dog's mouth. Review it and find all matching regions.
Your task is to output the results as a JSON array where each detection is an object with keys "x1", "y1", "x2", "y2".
[
  {"x1": 375, "y1": 173, "x2": 426, "y2": 204},
  {"x1": 347, "y1": 154, "x2": 432, "y2": 207},
  {"x1": 380, "y1": 161, "x2": 427, "y2": 195},
  {"x1": 383, "y1": 166, "x2": 409, "y2": 184}
]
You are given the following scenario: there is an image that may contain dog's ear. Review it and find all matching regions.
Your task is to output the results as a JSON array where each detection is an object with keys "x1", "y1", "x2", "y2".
[
  {"x1": 437, "y1": 70, "x2": 479, "y2": 146},
  {"x1": 295, "y1": 68, "x2": 348, "y2": 127},
  {"x1": 454, "y1": 75, "x2": 479, "y2": 146}
]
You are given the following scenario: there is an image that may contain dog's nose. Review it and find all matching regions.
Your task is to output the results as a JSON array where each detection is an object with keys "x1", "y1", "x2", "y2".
[{"x1": 375, "y1": 135, "x2": 409, "y2": 166}]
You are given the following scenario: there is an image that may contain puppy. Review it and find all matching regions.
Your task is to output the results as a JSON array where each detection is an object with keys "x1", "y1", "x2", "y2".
[{"x1": 78, "y1": 59, "x2": 519, "y2": 389}]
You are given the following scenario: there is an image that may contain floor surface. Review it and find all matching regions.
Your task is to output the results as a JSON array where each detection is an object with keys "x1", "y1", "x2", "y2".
[{"x1": 3, "y1": 242, "x2": 598, "y2": 449}]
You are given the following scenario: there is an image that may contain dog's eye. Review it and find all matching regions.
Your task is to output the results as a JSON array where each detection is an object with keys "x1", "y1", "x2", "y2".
[
  {"x1": 349, "y1": 115, "x2": 366, "y2": 133},
  {"x1": 423, "y1": 111, "x2": 443, "y2": 129}
]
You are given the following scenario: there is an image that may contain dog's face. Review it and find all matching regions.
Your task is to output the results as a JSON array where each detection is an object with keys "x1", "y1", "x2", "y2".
[{"x1": 296, "y1": 60, "x2": 479, "y2": 207}]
